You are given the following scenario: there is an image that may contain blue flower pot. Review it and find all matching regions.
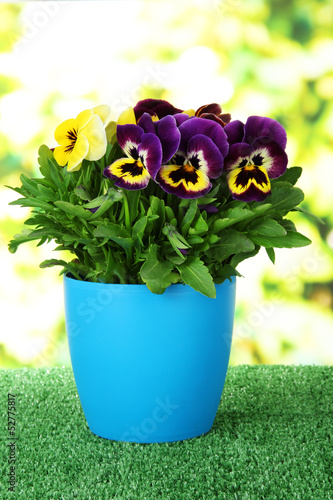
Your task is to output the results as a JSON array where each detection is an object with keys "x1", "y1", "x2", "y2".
[{"x1": 64, "y1": 275, "x2": 236, "y2": 443}]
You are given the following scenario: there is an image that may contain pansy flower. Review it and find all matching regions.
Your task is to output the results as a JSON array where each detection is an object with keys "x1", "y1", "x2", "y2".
[
  {"x1": 181, "y1": 103, "x2": 231, "y2": 127},
  {"x1": 138, "y1": 113, "x2": 181, "y2": 163},
  {"x1": 103, "y1": 123, "x2": 162, "y2": 190},
  {"x1": 156, "y1": 117, "x2": 229, "y2": 199},
  {"x1": 223, "y1": 116, "x2": 288, "y2": 202},
  {"x1": 53, "y1": 105, "x2": 110, "y2": 172},
  {"x1": 133, "y1": 98, "x2": 183, "y2": 122},
  {"x1": 195, "y1": 103, "x2": 231, "y2": 127}
]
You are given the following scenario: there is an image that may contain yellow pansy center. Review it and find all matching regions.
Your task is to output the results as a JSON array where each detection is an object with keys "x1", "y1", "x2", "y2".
[{"x1": 64, "y1": 128, "x2": 78, "y2": 153}]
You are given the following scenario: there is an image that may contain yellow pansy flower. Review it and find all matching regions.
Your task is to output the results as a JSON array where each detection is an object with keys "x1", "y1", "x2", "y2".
[{"x1": 53, "y1": 105, "x2": 110, "y2": 172}]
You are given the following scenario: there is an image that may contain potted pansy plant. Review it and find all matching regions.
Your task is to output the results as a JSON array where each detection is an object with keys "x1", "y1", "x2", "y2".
[{"x1": 8, "y1": 98, "x2": 313, "y2": 443}]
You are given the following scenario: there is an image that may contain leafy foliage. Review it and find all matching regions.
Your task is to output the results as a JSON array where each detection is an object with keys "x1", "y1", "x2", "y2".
[{"x1": 7, "y1": 144, "x2": 312, "y2": 298}]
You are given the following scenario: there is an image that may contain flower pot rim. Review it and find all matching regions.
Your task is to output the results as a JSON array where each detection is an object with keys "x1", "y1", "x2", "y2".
[{"x1": 64, "y1": 273, "x2": 236, "y2": 294}]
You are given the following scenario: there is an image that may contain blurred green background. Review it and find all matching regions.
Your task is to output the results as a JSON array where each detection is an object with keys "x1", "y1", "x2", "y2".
[{"x1": 0, "y1": 0, "x2": 332, "y2": 368}]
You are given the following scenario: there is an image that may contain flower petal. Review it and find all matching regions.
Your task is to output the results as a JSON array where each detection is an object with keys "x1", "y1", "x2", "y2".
[
  {"x1": 76, "y1": 109, "x2": 94, "y2": 131},
  {"x1": 136, "y1": 113, "x2": 156, "y2": 134},
  {"x1": 117, "y1": 124, "x2": 144, "y2": 156},
  {"x1": 251, "y1": 138, "x2": 288, "y2": 178},
  {"x1": 187, "y1": 134, "x2": 224, "y2": 178},
  {"x1": 224, "y1": 143, "x2": 255, "y2": 171},
  {"x1": 244, "y1": 116, "x2": 287, "y2": 149},
  {"x1": 173, "y1": 113, "x2": 191, "y2": 126},
  {"x1": 67, "y1": 133, "x2": 89, "y2": 171},
  {"x1": 179, "y1": 117, "x2": 229, "y2": 158},
  {"x1": 53, "y1": 145, "x2": 69, "y2": 167},
  {"x1": 137, "y1": 133, "x2": 162, "y2": 180},
  {"x1": 134, "y1": 98, "x2": 183, "y2": 121},
  {"x1": 80, "y1": 114, "x2": 107, "y2": 161},
  {"x1": 223, "y1": 120, "x2": 245, "y2": 145},
  {"x1": 93, "y1": 104, "x2": 112, "y2": 125},
  {"x1": 104, "y1": 158, "x2": 150, "y2": 190},
  {"x1": 156, "y1": 163, "x2": 212, "y2": 199},
  {"x1": 199, "y1": 112, "x2": 231, "y2": 127},
  {"x1": 54, "y1": 118, "x2": 78, "y2": 146},
  {"x1": 117, "y1": 107, "x2": 137, "y2": 125},
  {"x1": 196, "y1": 103, "x2": 222, "y2": 116},
  {"x1": 155, "y1": 115, "x2": 180, "y2": 163},
  {"x1": 227, "y1": 165, "x2": 271, "y2": 202}
]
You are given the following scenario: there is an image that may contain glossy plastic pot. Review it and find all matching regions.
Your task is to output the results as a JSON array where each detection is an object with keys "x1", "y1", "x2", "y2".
[{"x1": 64, "y1": 275, "x2": 236, "y2": 443}]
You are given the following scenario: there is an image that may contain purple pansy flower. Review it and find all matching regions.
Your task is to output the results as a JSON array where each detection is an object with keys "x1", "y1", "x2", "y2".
[
  {"x1": 223, "y1": 116, "x2": 288, "y2": 202},
  {"x1": 103, "y1": 123, "x2": 162, "y2": 190},
  {"x1": 134, "y1": 98, "x2": 183, "y2": 122},
  {"x1": 138, "y1": 113, "x2": 181, "y2": 164},
  {"x1": 156, "y1": 117, "x2": 229, "y2": 199},
  {"x1": 195, "y1": 103, "x2": 231, "y2": 127}
]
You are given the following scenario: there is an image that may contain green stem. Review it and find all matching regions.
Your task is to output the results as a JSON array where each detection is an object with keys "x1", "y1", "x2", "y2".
[
  {"x1": 123, "y1": 192, "x2": 131, "y2": 232},
  {"x1": 167, "y1": 193, "x2": 173, "y2": 208}
]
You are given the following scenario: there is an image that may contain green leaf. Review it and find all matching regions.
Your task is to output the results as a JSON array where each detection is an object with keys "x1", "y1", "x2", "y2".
[
  {"x1": 38, "y1": 145, "x2": 54, "y2": 178},
  {"x1": 293, "y1": 206, "x2": 325, "y2": 225},
  {"x1": 132, "y1": 216, "x2": 148, "y2": 245},
  {"x1": 47, "y1": 159, "x2": 65, "y2": 190},
  {"x1": 54, "y1": 200, "x2": 92, "y2": 220},
  {"x1": 165, "y1": 206, "x2": 175, "y2": 223},
  {"x1": 229, "y1": 245, "x2": 260, "y2": 268},
  {"x1": 9, "y1": 197, "x2": 53, "y2": 211},
  {"x1": 189, "y1": 212, "x2": 209, "y2": 235},
  {"x1": 8, "y1": 229, "x2": 39, "y2": 253},
  {"x1": 280, "y1": 219, "x2": 297, "y2": 232},
  {"x1": 177, "y1": 257, "x2": 216, "y2": 298},
  {"x1": 148, "y1": 196, "x2": 165, "y2": 228},
  {"x1": 93, "y1": 223, "x2": 133, "y2": 250},
  {"x1": 187, "y1": 235, "x2": 204, "y2": 245},
  {"x1": 140, "y1": 244, "x2": 175, "y2": 294},
  {"x1": 250, "y1": 218, "x2": 287, "y2": 237},
  {"x1": 249, "y1": 230, "x2": 312, "y2": 248},
  {"x1": 207, "y1": 229, "x2": 255, "y2": 261},
  {"x1": 265, "y1": 247, "x2": 276, "y2": 264},
  {"x1": 251, "y1": 203, "x2": 272, "y2": 216},
  {"x1": 213, "y1": 264, "x2": 242, "y2": 284},
  {"x1": 181, "y1": 199, "x2": 198, "y2": 234},
  {"x1": 265, "y1": 184, "x2": 304, "y2": 213},
  {"x1": 162, "y1": 223, "x2": 190, "y2": 258},
  {"x1": 39, "y1": 259, "x2": 82, "y2": 280},
  {"x1": 272, "y1": 166, "x2": 302, "y2": 186},
  {"x1": 213, "y1": 207, "x2": 254, "y2": 232},
  {"x1": 127, "y1": 190, "x2": 141, "y2": 222},
  {"x1": 75, "y1": 186, "x2": 91, "y2": 201}
]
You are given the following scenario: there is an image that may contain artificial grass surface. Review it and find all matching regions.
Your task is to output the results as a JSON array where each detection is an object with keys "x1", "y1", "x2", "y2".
[{"x1": 0, "y1": 365, "x2": 332, "y2": 500}]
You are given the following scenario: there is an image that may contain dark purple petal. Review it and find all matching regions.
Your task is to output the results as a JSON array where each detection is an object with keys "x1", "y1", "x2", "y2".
[
  {"x1": 195, "y1": 103, "x2": 222, "y2": 116},
  {"x1": 199, "y1": 112, "x2": 231, "y2": 127},
  {"x1": 155, "y1": 115, "x2": 181, "y2": 163},
  {"x1": 244, "y1": 116, "x2": 287, "y2": 150},
  {"x1": 224, "y1": 120, "x2": 245, "y2": 145},
  {"x1": 224, "y1": 143, "x2": 255, "y2": 171},
  {"x1": 179, "y1": 117, "x2": 229, "y2": 158},
  {"x1": 198, "y1": 204, "x2": 218, "y2": 213},
  {"x1": 173, "y1": 113, "x2": 190, "y2": 126},
  {"x1": 137, "y1": 133, "x2": 162, "y2": 180},
  {"x1": 179, "y1": 248, "x2": 188, "y2": 256},
  {"x1": 251, "y1": 138, "x2": 288, "y2": 178},
  {"x1": 117, "y1": 124, "x2": 144, "y2": 154},
  {"x1": 187, "y1": 134, "x2": 224, "y2": 179},
  {"x1": 137, "y1": 113, "x2": 156, "y2": 134},
  {"x1": 134, "y1": 98, "x2": 183, "y2": 121},
  {"x1": 86, "y1": 206, "x2": 99, "y2": 214}
]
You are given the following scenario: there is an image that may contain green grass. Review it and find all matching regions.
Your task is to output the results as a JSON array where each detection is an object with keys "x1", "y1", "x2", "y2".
[{"x1": 0, "y1": 365, "x2": 332, "y2": 499}]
